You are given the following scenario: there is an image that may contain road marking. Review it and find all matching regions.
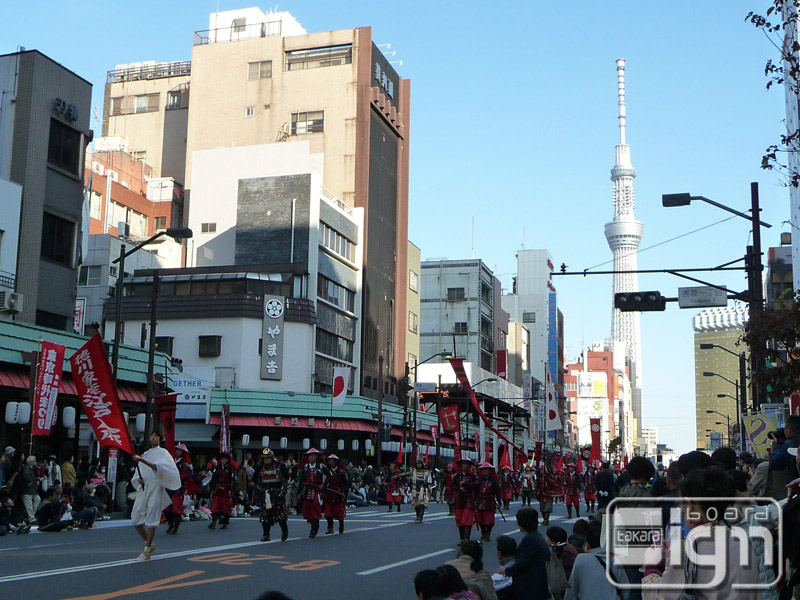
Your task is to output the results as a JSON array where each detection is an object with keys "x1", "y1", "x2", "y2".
[
  {"x1": 0, "y1": 519, "x2": 415, "y2": 583},
  {"x1": 60, "y1": 569, "x2": 249, "y2": 600},
  {"x1": 357, "y1": 549, "x2": 455, "y2": 576}
]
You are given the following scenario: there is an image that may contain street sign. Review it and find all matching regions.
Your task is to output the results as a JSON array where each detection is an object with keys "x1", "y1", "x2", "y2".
[
  {"x1": 414, "y1": 382, "x2": 437, "y2": 393},
  {"x1": 678, "y1": 286, "x2": 727, "y2": 309}
]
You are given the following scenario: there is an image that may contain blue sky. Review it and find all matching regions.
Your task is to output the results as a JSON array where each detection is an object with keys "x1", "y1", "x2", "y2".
[{"x1": 3, "y1": 1, "x2": 790, "y2": 454}]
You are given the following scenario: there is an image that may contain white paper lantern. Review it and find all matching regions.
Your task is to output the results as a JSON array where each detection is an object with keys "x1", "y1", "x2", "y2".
[
  {"x1": 135, "y1": 413, "x2": 146, "y2": 433},
  {"x1": 17, "y1": 402, "x2": 31, "y2": 425},
  {"x1": 242, "y1": 434, "x2": 251, "y2": 446},
  {"x1": 5, "y1": 401, "x2": 19, "y2": 424},
  {"x1": 280, "y1": 437, "x2": 288, "y2": 449},
  {"x1": 338, "y1": 439, "x2": 345, "y2": 451},
  {"x1": 364, "y1": 439, "x2": 372, "y2": 451},
  {"x1": 262, "y1": 435, "x2": 270, "y2": 448},
  {"x1": 381, "y1": 441, "x2": 389, "y2": 452},
  {"x1": 320, "y1": 439, "x2": 328, "y2": 450},
  {"x1": 302, "y1": 438, "x2": 310, "y2": 450},
  {"x1": 62, "y1": 406, "x2": 76, "y2": 429},
  {"x1": 351, "y1": 439, "x2": 359, "y2": 451}
]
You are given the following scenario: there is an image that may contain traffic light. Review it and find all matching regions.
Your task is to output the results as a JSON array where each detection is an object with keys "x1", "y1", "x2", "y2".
[{"x1": 614, "y1": 291, "x2": 667, "y2": 312}]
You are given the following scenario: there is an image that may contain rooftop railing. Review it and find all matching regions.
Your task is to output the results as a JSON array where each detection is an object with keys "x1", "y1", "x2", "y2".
[
  {"x1": 107, "y1": 61, "x2": 191, "y2": 84},
  {"x1": 194, "y1": 20, "x2": 282, "y2": 45}
]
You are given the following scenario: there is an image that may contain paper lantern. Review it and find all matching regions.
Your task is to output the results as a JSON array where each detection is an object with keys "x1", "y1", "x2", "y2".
[
  {"x1": 338, "y1": 439, "x2": 345, "y2": 451},
  {"x1": 4, "y1": 402, "x2": 19, "y2": 424},
  {"x1": 280, "y1": 437, "x2": 288, "y2": 449},
  {"x1": 135, "y1": 413, "x2": 146, "y2": 433},
  {"x1": 320, "y1": 439, "x2": 328, "y2": 450},
  {"x1": 262, "y1": 435, "x2": 270, "y2": 448},
  {"x1": 62, "y1": 406, "x2": 76, "y2": 429},
  {"x1": 364, "y1": 439, "x2": 372, "y2": 451},
  {"x1": 302, "y1": 438, "x2": 310, "y2": 450},
  {"x1": 242, "y1": 434, "x2": 251, "y2": 446},
  {"x1": 351, "y1": 439, "x2": 359, "y2": 451},
  {"x1": 17, "y1": 402, "x2": 30, "y2": 425}
]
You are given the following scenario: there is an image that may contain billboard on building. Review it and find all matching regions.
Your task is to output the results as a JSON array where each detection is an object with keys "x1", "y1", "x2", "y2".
[{"x1": 548, "y1": 293, "x2": 558, "y2": 381}]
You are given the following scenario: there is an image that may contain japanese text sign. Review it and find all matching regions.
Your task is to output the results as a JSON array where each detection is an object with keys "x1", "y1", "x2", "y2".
[{"x1": 32, "y1": 341, "x2": 66, "y2": 436}]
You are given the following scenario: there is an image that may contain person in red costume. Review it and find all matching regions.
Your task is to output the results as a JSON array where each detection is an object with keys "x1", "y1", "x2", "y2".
[
  {"x1": 208, "y1": 452, "x2": 236, "y2": 530},
  {"x1": 443, "y1": 463, "x2": 457, "y2": 516},
  {"x1": 564, "y1": 462, "x2": 583, "y2": 519},
  {"x1": 499, "y1": 465, "x2": 514, "y2": 510},
  {"x1": 453, "y1": 457, "x2": 479, "y2": 545},
  {"x1": 298, "y1": 448, "x2": 325, "y2": 538},
  {"x1": 165, "y1": 443, "x2": 198, "y2": 535},
  {"x1": 583, "y1": 465, "x2": 597, "y2": 515},
  {"x1": 475, "y1": 462, "x2": 501, "y2": 542},
  {"x1": 322, "y1": 453, "x2": 348, "y2": 535}
]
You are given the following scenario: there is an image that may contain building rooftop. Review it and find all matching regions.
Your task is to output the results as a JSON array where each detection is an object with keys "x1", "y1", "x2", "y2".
[
  {"x1": 693, "y1": 305, "x2": 749, "y2": 332},
  {"x1": 106, "y1": 60, "x2": 191, "y2": 84}
]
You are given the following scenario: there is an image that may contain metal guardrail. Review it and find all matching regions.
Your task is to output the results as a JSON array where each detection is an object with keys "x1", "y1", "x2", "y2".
[
  {"x1": 194, "y1": 21, "x2": 282, "y2": 45},
  {"x1": 107, "y1": 61, "x2": 191, "y2": 84},
  {"x1": 320, "y1": 186, "x2": 353, "y2": 216}
]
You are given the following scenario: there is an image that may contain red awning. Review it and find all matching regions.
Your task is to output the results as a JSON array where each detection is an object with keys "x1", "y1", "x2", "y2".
[
  {"x1": 0, "y1": 365, "x2": 146, "y2": 403},
  {"x1": 209, "y1": 415, "x2": 379, "y2": 432}
]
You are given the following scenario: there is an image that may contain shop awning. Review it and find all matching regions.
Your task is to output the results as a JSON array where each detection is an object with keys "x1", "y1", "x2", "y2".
[
  {"x1": 0, "y1": 366, "x2": 146, "y2": 403},
  {"x1": 175, "y1": 422, "x2": 219, "y2": 442},
  {"x1": 210, "y1": 414, "x2": 380, "y2": 432}
]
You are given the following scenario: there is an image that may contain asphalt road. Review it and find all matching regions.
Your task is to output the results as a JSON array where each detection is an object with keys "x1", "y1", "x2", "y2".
[{"x1": 0, "y1": 500, "x2": 582, "y2": 600}]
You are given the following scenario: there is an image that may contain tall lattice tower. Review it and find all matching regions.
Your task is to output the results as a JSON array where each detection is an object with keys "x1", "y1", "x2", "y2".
[{"x1": 604, "y1": 59, "x2": 643, "y2": 391}]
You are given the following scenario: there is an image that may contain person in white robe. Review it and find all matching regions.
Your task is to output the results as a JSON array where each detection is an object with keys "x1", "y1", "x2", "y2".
[{"x1": 131, "y1": 430, "x2": 180, "y2": 561}]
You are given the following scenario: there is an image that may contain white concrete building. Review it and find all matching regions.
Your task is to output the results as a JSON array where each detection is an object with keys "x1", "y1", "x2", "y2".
[
  {"x1": 641, "y1": 426, "x2": 658, "y2": 456},
  {"x1": 420, "y1": 259, "x2": 508, "y2": 373},
  {"x1": 0, "y1": 177, "x2": 21, "y2": 305}
]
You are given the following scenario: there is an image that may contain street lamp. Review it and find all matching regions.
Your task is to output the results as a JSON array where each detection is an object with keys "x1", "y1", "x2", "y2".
[
  {"x1": 699, "y1": 343, "x2": 749, "y2": 416},
  {"x1": 110, "y1": 227, "x2": 193, "y2": 438},
  {"x1": 405, "y1": 350, "x2": 453, "y2": 466},
  {"x1": 706, "y1": 409, "x2": 731, "y2": 446},
  {"x1": 110, "y1": 227, "x2": 193, "y2": 379},
  {"x1": 663, "y1": 185, "x2": 771, "y2": 407}
]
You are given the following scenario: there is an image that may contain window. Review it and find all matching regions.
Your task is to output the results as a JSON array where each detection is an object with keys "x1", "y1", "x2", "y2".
[
  {"x1": 78, "y1": 265, "x2": 102, "y2": 286},
  {"x1": 315, "y1": 329, "x2": 354, "y2": 363},
  {"x1": 317, "y1": 275, "x2": 355, "y2": 312},
  {"x1": 291, "y1": 111, "x2": 324, "y2": 135},
  {"x1": 90, "y1": 191, "x2": 102, "y2": 220},
  {"x1": 245, "y1": 106, "x2": 255, "y2": 117},
  {"x1": 41, "y1": 212, "x2": 74, "y2": 266},
  {"x1": 131, "y1": 150, "x2": 147, "y2": 162},
  {"x1": 320, "y1": 223, "x2": 355, "y2": 262},
  {"x1": 232, "y1": 17, "x2": 246, "y2": 33},
  {"x1": 408, "y1": 353, "x2": 418, "y2": 366},
  {"x1": 447, "y1": 287, "x2": 466, "y2": 301},
  {"x1": 201, "y1": 222, "x2": 217, "y2": 233},
  {"x1": 523, "y1": 312, "x2": 536, "y2": 324},
  {"x1": 155, "y1": 336, "x2": 174, "y2": 356},
  {"x1": 110, "y1": 94, "x2": 159, "y2": 116},
  {"x1": 247, "y1": 60, "x2": 272, "y2": 80},
  {"x1": 286, "y1": 45, "x2": 353, "y2": 71},
  {"x1": 135, "y1": 94, "x2": 159, "y2": 113},
  {"x1": 166, "y1": 91, "x2": 182, "y2": 110},
  {"x1": 199, "y1": 335, "x2": 222, "y2": 357},
  {"x1": 409, "y1": 270, "x2": 419, "y2": 293},
  {"x1": 408, "y1": 311, "x2": 418, "y2": 334},
  {"x1": 35, "y1": 310, "x2": 69, "y2": 331},
  {"x1": 47, "y1": 119, "x2": 81, "y2": 175},
  {"x1": 155, "y1": 216, "x2": 166, "y2": 231},
  {"x1": 454, "y1": 322, "x2": 468, "y2": 334}
]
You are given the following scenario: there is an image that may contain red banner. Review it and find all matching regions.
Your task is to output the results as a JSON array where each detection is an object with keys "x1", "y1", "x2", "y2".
[
  {"x1": 590, "y1": 418, "x2": 602, "y2": 463},
  {"x1": 69, "y1": 334, "x2": 134, "y2": 455},
  {"x1": 439, "y1": 405, "x2": 460, "y2": 435},
  {"x1": 32, "y1": 341, "x2": 66, "y2": 436},
  {"x1": 791, "y1": 395, "x2": 800, "y2": 416},
  {"x1": 449, "y1": 358, "x2": 526, "y2": 459},
  {"x1": 554, "y1": 453, "x2": 563, "y2": 471},
  {"x1": 496, "y1": 350, "x2": 507, "y2": 380},
  {"x1": 220, "y1": 403, "x2": 230, "y2": 453},
  {"x1": 156, "y1": 394, "x2": 178, "y2": 457},
  {"x1": 535, "y1": 441, "x2": 543, "y2": 467}
]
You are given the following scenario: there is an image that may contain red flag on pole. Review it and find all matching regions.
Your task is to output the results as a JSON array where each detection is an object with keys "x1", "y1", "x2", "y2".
[
  {"x1": 69, "y1": 334, "x2": 135, "y2": 455},
  {"x1": 589, "y1": 418, "x2": 602, "y2": 463},
  {"x1": 439, "y1": 405, "x2": 460, "y2": 434},
  {"x1": 554, "y1": 453, "x2": 563, "y2": 471},
  {"x1": 32, "y1": 340, "x2": 66, "y2": 436},
  {"x1": 156, "y1": 394, "x2": 178, "y2": 457},
  {"x1": 534, "y1": 441, "x2": 543, "y2": 467},
  {"x1": 576, "y1": 454, "x2": 583, "y2": 473},
  {"x1": 220, "y1": 403, "x2": 231, "y2": 453}
]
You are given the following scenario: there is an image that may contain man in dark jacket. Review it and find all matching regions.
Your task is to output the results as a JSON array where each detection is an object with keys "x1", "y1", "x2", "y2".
[
  {"x1": 769, "y1": 415, "x2": 800, "y2": 499},
  {"x1": 594, "y1": 462, "x2": 615, "y2": 510},
  {"x1": 36, "y1": 487, "x2": 71, "y2": 532},
  {"x1": 496, "y1": 507, "x2": 550, "y2": 600}
]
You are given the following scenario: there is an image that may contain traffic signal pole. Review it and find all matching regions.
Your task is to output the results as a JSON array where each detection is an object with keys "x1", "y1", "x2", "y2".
[{"x1": 748, "y1": 183, "x2": 765, "y2": 408}]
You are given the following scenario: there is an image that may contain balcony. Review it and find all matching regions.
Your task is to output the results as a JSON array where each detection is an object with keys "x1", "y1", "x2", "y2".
[
  {"x1": 106, "y1": 61, "x2": 191, "y2": 84},
  {"x1": 320, "y1": 186, "x2": 353, "y2": 216},
  {"x1": 194, "y1": 21, "x2": 282, "y2": 45}
]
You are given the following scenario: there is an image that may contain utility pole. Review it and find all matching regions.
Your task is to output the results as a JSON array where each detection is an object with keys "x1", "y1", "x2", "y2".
[
  {"x1": 435, "y1": 374, "x2": 441, "y2": 470},
  {"x1": 376, "y1": 354, "x2": 383, "y2": 467},
  {"x1": 144, "y1": 272, "x2": 160, "y2": 437},
  {"x1": 748, "y1": 182, "x2": 765, "y2": 409},
  {"x1": 111, "y1": 243, "x2": 125, "y2": 383}
]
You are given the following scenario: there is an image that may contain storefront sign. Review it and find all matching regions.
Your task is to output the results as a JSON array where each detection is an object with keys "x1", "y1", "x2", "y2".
[
  {"x1": 32, "y1": 341, "x2": 66, "y2": 436},
  {"x1": 260, "y1": 295, "x2": 285, "y2": 380}
]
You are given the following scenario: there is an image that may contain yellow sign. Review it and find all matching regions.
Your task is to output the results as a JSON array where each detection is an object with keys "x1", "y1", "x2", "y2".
[{"x1": 742, "y1": 412, "x2": 780, "y2": 458}]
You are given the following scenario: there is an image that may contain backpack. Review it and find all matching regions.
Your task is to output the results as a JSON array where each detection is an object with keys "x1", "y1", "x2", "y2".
[{"x1": 546, "y1": 550, "x2": 569, "y2": 598}]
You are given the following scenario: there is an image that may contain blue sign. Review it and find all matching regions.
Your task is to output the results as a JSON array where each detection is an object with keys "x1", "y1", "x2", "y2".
[{"x1": 548, "y1": 292, "x2": 558, "y2": 381}]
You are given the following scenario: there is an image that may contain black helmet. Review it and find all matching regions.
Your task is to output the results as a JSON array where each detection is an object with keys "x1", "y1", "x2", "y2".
[{"x1": 262, "y1": 448, "x2": 275, "y2": 460}]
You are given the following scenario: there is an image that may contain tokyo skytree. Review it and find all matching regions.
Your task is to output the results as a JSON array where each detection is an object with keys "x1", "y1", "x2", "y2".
[{"x1": 604, "y1": 59, "x2": 643, "y2": 388}]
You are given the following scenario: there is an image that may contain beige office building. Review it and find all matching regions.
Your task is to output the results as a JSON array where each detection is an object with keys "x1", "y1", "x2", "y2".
[
  {"x1": 693, "y1": 306, "x2": 748, "y2": 450},
  {"x1": 102, "y1": 8, "x2": 411, "y2": 399},
  {"x1": 406, "y1": 241, "x2": 421, "y2": 381}
]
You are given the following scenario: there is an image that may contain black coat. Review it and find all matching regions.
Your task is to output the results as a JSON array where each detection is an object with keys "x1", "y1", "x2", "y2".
[{"x1": 504, "y1": 530, "x2": 550, "y2": 600}]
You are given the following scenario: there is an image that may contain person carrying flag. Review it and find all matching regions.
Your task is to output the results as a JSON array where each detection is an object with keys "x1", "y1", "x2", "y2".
[
  {"x1": 131, "y1": 430, "x2": 180, "y2": 561},
  {"x1": 322, "y1": 453, "x2": 348, "y2": 535}
]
